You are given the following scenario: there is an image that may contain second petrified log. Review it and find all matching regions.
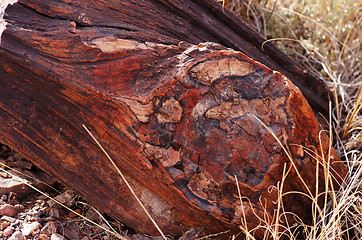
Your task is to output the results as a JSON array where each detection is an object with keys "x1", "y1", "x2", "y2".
[{"x1": 0, "y1": 1, "x2": 348, "y2": 239}]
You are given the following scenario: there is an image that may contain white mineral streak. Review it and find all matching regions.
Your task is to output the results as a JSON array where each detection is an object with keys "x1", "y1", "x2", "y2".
[
  {"x1": 91, "y1": 36, "x2": 149, "y2": 53},
  {"x1": 116, "y1": 97, "x2": 154, "y2": 123},
  {"x1": 0, "y1": 0, "x2": 17, "y2": 42},
  {"x1": 87, "y1": 36, "x2": 177, "y2": 54},
  {"x1": 175, "y1": 42, "x2": 220, "y2": 78},
  {"x1": 189, "y1": 57, "x2": 254, "y2": 86},
  {"x1": 178, "y1": 42, "x2": 220, "y2": 57},
  {"x1": 192, "y1": 98, "x2": 218, "y2": 118}
]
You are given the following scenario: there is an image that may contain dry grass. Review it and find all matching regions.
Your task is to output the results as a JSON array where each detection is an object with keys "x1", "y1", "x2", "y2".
[
  {"x1": 1, "y1": 0, "x2": 360, "y2": 239},
  {"x1": 83, "y1": 125, "x2": 168, "y2": 240},
  {"x1": 224, "y1": 0, "x2": 362, "y2": 239}
]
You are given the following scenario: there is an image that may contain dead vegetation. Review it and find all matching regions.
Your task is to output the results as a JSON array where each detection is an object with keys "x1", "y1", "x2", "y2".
[
  {"x1": 0, "y1": 0, "x2": 360, "y2": 239},
  {"x1": 223, "y1": 0, "x2": 362, "y2": 239}
]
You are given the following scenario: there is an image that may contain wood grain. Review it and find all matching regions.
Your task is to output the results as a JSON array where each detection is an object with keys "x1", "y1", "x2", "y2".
[{"x1": 0, "y1": 1, "x2": 346, "y2": 239}]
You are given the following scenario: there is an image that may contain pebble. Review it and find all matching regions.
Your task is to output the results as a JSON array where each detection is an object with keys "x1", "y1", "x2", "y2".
[
  {"x1": 7, "y1": 155, "x2": 15, "y2": 162},
  {"x1": 14, "y1": 204, "x2": 25, "y2": 213},
  {"x1": 8, "y1": 230, "x2": 23, "y2": 240},
  {"x1": 48, "y1": 208, "x2": 60, "y2": 219},
  {"x1": 0, "y1": 204, "x2": 17, "y2": 217},
  {"x1": 31, "y1": 228, "x2": 40, "y2": 236},
  {"x1": 8, "y1": 192, "x2": 17, "y2": 204},
  {"x1": 1, "y1": 195, "x2": 7, "y2": 202},
  {"x1": 179, "y1": 228, "x2": 203, "y2": 240},
  {"x1": 85, "y1": 208, "x2": 102, "y2": 223},
  {"x1": 47, "y1": 191, "x2": 74, "y2": 208},
  {"x1": 40, "y1": 222, "x2": 58, "y2": 235},
  {"x1": 131, "y1": 234, "x2": 151, "y2": 240},
  {"x1": 22, "y1": 221, "x2": 41, "y2": 236},
  {"x1": 63, "y1": 222, "x2": 80, "y2": 239},
  {"x1": 1, "y1": 215, "x2": 16, "y2": 223},
  {"x1": 3, "y1": 226, "x2": 13, "y2": 236},
  {"x1": 12, "y1": 160, "x2": 32, "y2": 169},
  {"x1": 39, "y1": 233, "x2": 50, "y2": 240},
  {"x1": 11, "y1": 222, "x2": 18, "y2": 228},
  {"x1": 0, "y1": 144, "x2": 9, "y2": 153},
  {"x1": 50, "y1": 233, "x2": 66, "y2": 240},
  {"x1": 68, "y1": 208, "x2": 81, "y2": 218},
  {"x1": 0, "y1": 146, "x2": 134, "y2": 240},
  {"x1": 33, "y1": 211, "x2": 46, "y2": 220},
  {"x1": 1, "y1": 221, "x2": 10, "y2": 230},
  {"x1": 1, "y1": 222, "x2": 10, "y2": 231},
  {"x1": 13, "y1": 153, "x2": 24, "y2": 161}
]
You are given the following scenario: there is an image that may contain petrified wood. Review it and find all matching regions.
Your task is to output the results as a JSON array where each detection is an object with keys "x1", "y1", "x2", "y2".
[{"x1": 0, "y1": 0, "x2": 347, "y2": 239}]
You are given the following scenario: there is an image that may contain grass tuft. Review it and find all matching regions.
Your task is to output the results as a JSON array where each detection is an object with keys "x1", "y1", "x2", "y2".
[{"x1": 224, "y1": 0, "x2": 362, "y2": 239}]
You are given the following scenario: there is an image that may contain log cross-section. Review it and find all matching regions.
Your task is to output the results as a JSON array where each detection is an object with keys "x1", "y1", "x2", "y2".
[{"x1": 0, "y1": 1, "x2": 347, "y2": 239}]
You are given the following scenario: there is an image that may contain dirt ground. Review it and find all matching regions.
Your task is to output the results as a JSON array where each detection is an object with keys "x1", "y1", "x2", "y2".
[{"x1": 0, "y1": 143, "x2": 206, "y2": 240}]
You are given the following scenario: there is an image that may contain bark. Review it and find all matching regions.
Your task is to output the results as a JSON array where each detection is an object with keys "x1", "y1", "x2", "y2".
[{"x1": 0, "y1": 1, "x2": 346, "y2": 239}]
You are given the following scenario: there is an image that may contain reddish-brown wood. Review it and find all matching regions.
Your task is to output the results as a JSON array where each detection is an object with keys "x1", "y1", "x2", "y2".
[{"x1": 0, "y1": 1, "x2": 347, "y2": 239}]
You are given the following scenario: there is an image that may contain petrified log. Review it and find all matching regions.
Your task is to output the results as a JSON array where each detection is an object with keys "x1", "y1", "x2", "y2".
[{"x1": 0, "y1": 0, "x2": 347, "y2": 239}]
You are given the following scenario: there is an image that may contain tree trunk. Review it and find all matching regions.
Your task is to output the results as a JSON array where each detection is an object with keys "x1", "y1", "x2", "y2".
[{"x1": 0, "y1": 1, "x2": 346, "y2": 239}]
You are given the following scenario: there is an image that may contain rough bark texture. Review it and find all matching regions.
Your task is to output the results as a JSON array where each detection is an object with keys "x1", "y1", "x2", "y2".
[{"x1": 0, "y1": 1, "x2": 347, "y2": 239}]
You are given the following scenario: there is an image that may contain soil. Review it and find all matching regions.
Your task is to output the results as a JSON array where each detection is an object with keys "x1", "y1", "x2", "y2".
[{"x1": 0, "y1": 143, "x2": 205, "y2": 240}]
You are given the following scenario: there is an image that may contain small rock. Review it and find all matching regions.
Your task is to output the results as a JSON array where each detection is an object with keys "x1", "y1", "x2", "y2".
[
  {"x1": 47, "y1": 191, "x2": 74, "y2": 208},
  {"x1": 1, "y1": 215, "x2": 16, "y2": 222},
  {"x1": 8, "y1": 192, "x2": 17, "y2": 204},
  {"x1": 48, "y1": 208, "x2": 60, "y2": 219},
  {"x1": 0, "y1": 160, "x2": 8, "y2": 171},
  {"x1": 50, "y1": 233, "x2": 66, "y2": 240},
  {"x1": 39, "y1": 234, "x2": 50, "y2": 240},
  {"x1": 0, "y1": 177, "x2": 25, "y2": 200},
  {"x1": 11, "y1": 221, "x2": 19, "y2": 228},
  {"x1": 0, "y1": 144, "x2": 9, "y2": 153},
  {"x1": 33, "y1": 211, "x2": 46, "y2": 219},
  {"x1": 80, "y1": 227, "x2": 92, "y2": 236},
  {"x1": 0, "y1": 204, "x2": 17, "y2": 217},
  {"x1": 1, "y1": 221, "x2": 10, "y2": 230},
  {"x1": 68, "y1": 208, "x2": 81, "y2": 218},
  {"x1": 14, "y1": 204, "x2": 25, "y2": 213},
  {"x1": 13, "y1": 153, "x2": 24, "y2": 161},
  {"x1": 179, "y1": 228, "x2": 203, "y2": 240},
  {"x1": 40, "y1": 222, "x2": 59, "y2": 235},
  {"x1": 63, "y1": 222, "x2": 80, "y2": 239},
  {"x1": 0, "y1": 172, "x2": 11, "y2": 179},
  {"x1": 21, "y1": 221, "x2": 41, "y2": 236},
  {"x1": 43, "y1": 216, "x2": 53, "y2": 222},
  {"x1": 17, "y1": 212, "x2": 26, "y2": 220},
  {"x1": 3, "y1": 226, "x2": 13, "y2": 237},
  {"x1": 1, "y1": 195, "x2": 7, "y2": 202},
  {"x1": 31, "y1": 228, "x2": 40, "y2": 236},
  {"x1": 7, "y1": 155, "x2": 14, "y2": 162},
  {"x1": 131, "y1": 234, "x2": 152, "y2": 240},
  {"x1": 8, "y1": 230, "x2": 23, "y2": 240},
  {"x1": 85, "y1": 208, "x2": 102, "y2": 223},
  {"x1": 36, "y1": 199, "x2": 46, "y2": 205},
  {"x1": 12, "y1": 160, "x2": 32, "y2": 170}
]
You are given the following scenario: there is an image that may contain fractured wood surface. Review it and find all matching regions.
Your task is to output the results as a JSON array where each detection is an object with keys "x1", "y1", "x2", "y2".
[
  {"x1": 0, "y1": 0, "x2": 347, "y2": 239},
  {"x1": 2, "y1": 0, "x2": 331, "y2": 115}
]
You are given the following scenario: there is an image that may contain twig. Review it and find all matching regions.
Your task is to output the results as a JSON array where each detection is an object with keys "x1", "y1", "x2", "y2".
[{"x1": 82, "y1": 124, "x2": 168, "y2": 240}]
